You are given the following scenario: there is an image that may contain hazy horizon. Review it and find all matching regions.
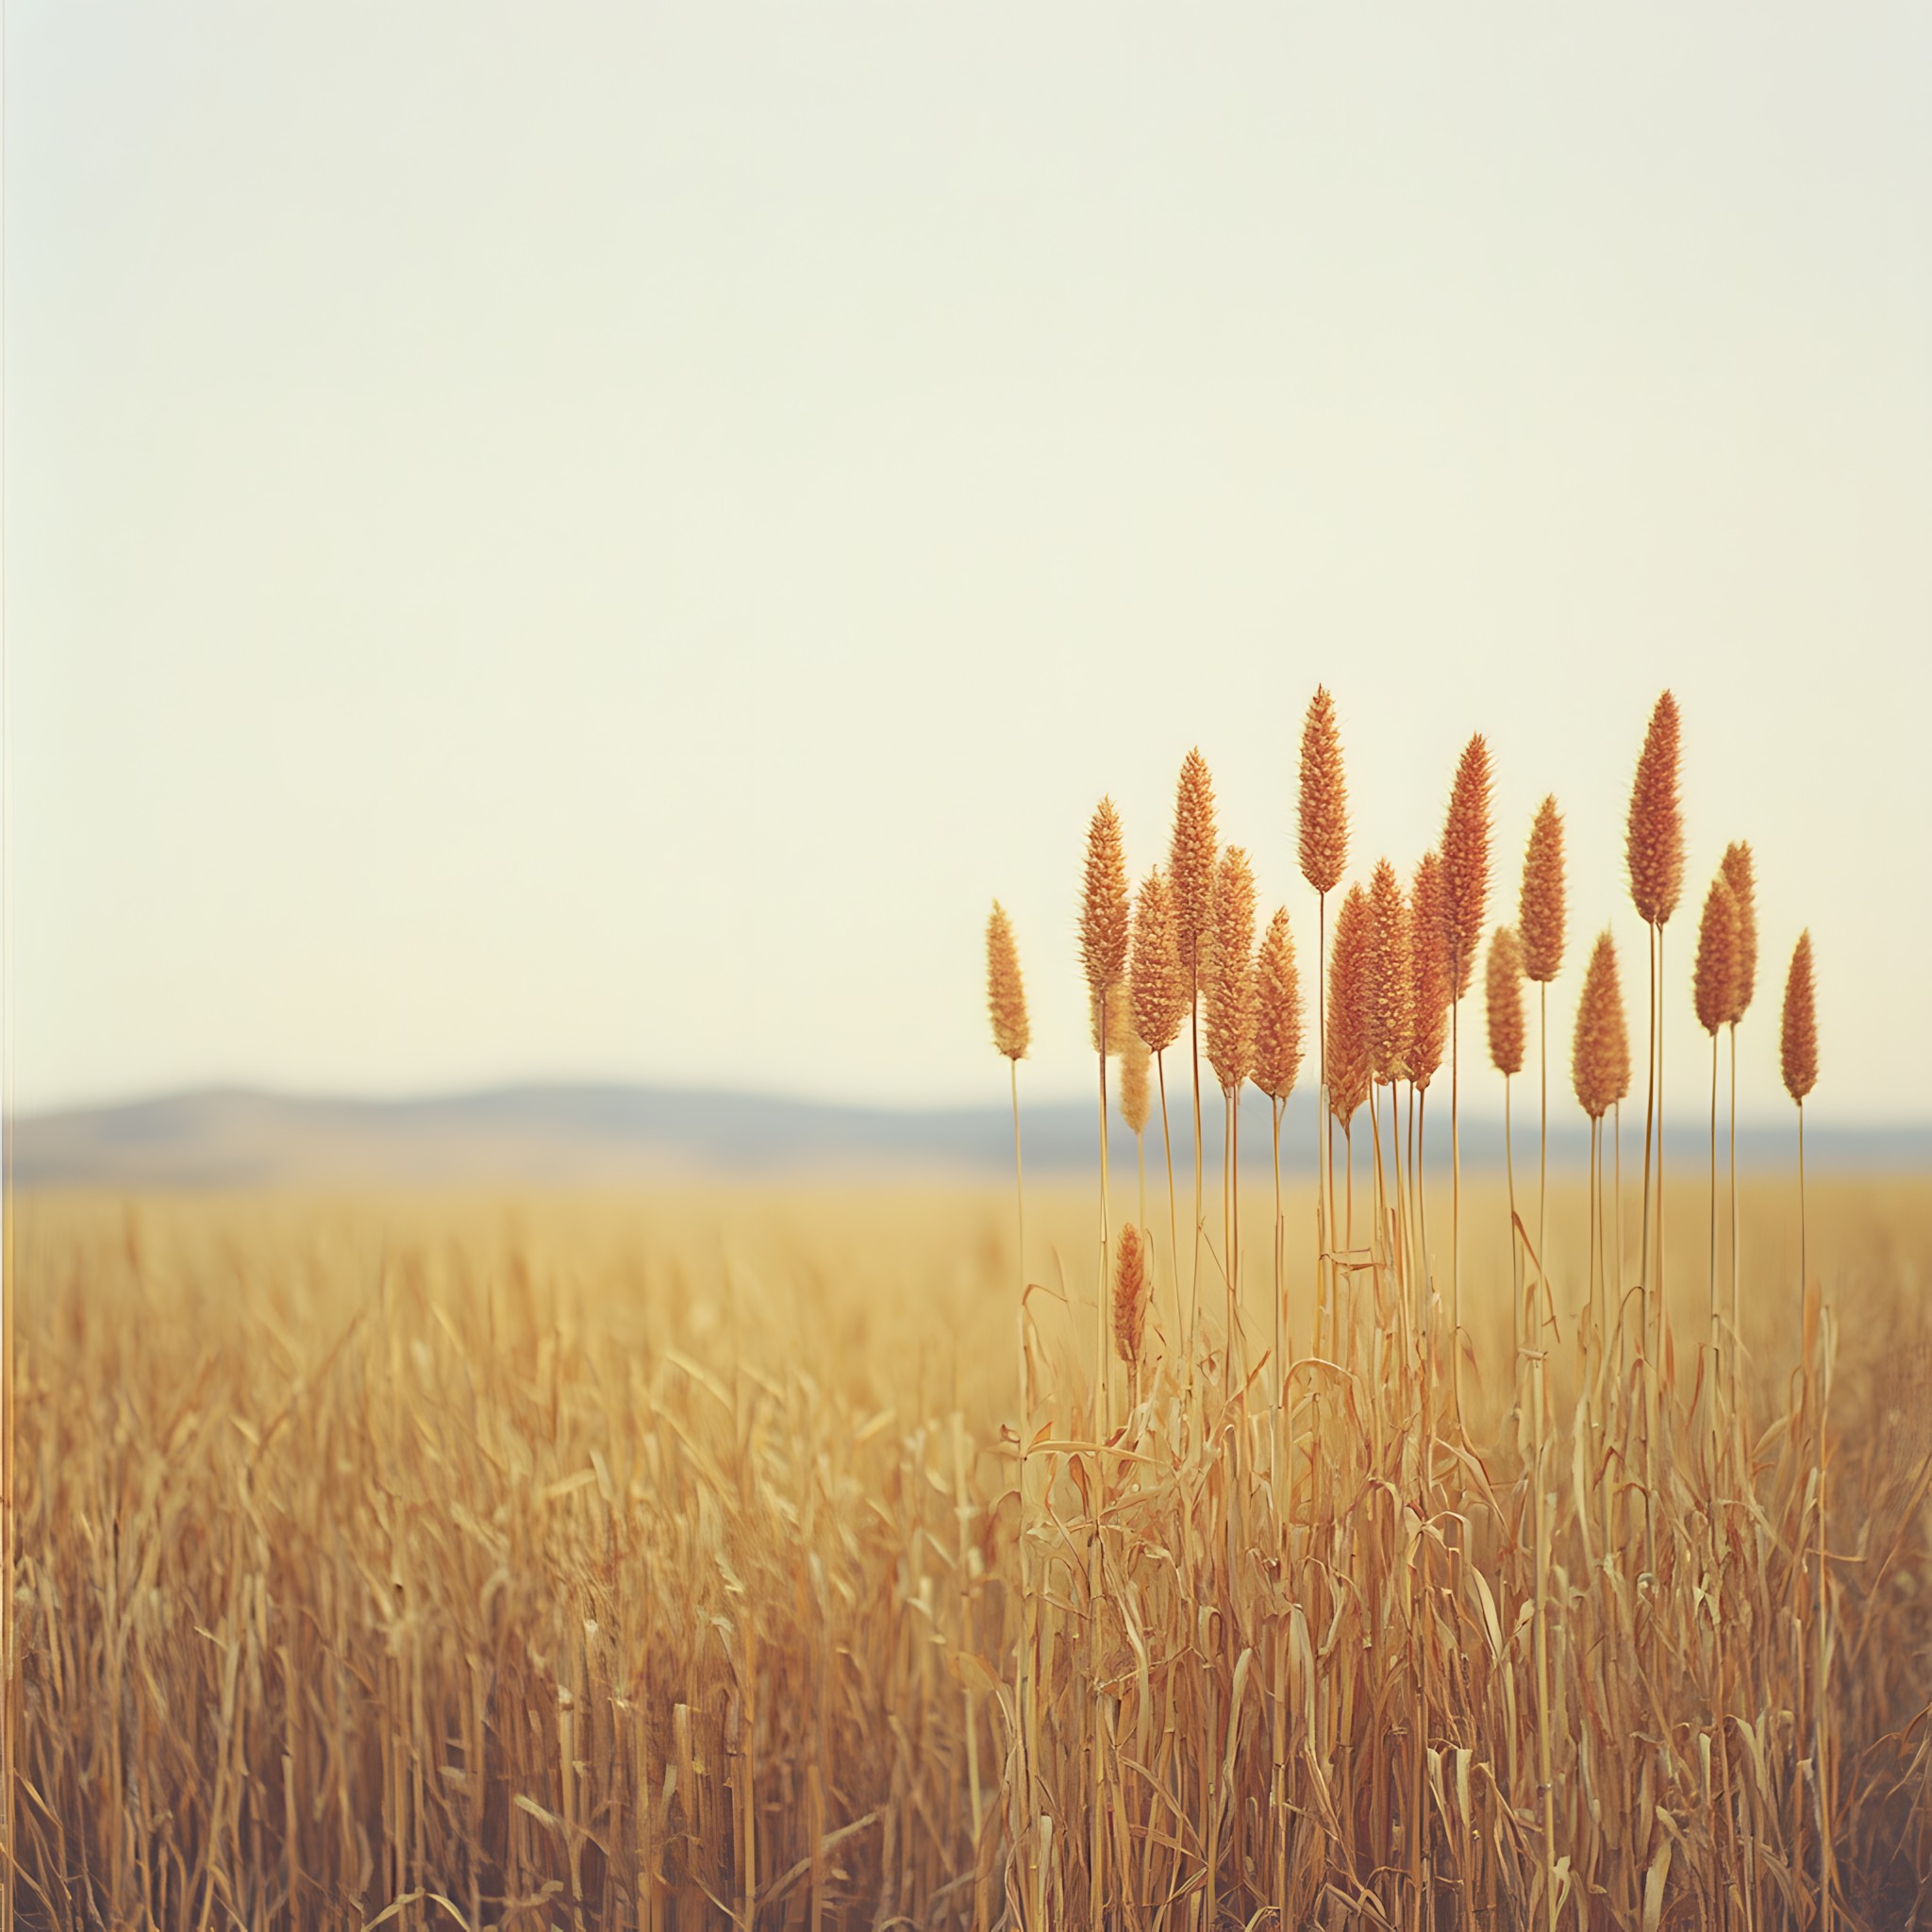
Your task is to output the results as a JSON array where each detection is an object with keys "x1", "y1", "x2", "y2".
[{"x1": 8, "y1": 6, "x2": 1929, "y2": 1125}]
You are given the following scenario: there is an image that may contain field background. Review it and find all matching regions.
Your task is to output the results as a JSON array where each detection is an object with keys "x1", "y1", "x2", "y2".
[{"x1": 14, "y1": 1170, "x2": 1932, "y2": 1927}]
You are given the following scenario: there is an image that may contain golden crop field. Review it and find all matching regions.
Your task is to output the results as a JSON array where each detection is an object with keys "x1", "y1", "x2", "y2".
[{"x1": 12, "y1": 1168, "x2": 1932, "y2": 1930}]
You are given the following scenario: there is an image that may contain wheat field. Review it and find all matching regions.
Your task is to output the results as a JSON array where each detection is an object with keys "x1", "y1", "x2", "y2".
[
  {"x1": 10, "y1": 1171, "x2": 1932, "y2": 1930},
  {"x1": 13, "y1": 693, "x2": 1932, "y2": 1931}
]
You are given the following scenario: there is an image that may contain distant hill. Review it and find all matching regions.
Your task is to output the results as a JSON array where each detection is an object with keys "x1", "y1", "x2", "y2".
[{"x1": 9, "y1": 1084, "x2": 1931, "y2": 1189}]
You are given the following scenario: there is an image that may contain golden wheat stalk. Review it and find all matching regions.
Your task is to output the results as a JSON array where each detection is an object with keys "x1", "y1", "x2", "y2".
[
  {"x1": 1207, "y1": 845, "x2": 1257, "y2": 1400},
  {"x1": 1252, "y1": 906, "x2": 1304, "y2": 1493},
  {"x1": 987, "y1": 900, "x2": 1040, "y2": 1918},
  {"x1": 1082, "y1": 799, "x2": 1129, "y2": 1437},
  {"x1": 1720, "y1": 841, "x2": 1757, "y2": 1410},
  {"x1": 1365, "y1": 859, "x2": 1412, "y2": 1286},
  {"x1": 1171, "y1": 750, "x2": 1218, "y2": 1383},
  {"x1": 1298, "y1": 689, "x2": 1347, "y2": 1359},
  {"x1": 1408, "y1": 850, "x2": 1450, "y2": 1325},
  {"x1": 1130, "y1": 867, "x2": 1187, "y2": 1374},
  {"x1": 1441, "y1": 733, "x2": 1492, "y2": 1416},
  {"x1": 1519, "y1": 796, "x2": 1565, "y2": 1288},
  {"x1": 1693, "y1": 872, "x2": 1742, "y2": 1370}
]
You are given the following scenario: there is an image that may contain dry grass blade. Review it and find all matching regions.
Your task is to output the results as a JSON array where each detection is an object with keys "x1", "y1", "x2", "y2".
[
  {"x1": 1297, "y1": 686, "x2": 1348, "y2": 895},
  {"x1": 987, "y1": 901, "x2": 1030, "y2": 1061},
  {"x1": 1518, "y1": 795, "x2": 1566, "y2": 985},
  {"x1": 1626, "y1": 691, "x2": 1685, "y2": 926}
]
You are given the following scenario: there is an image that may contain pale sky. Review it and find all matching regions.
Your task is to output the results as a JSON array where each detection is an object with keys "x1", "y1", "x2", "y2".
[{"x1": 7, "y1": 6, "x2": 1929, "y2": 1124}]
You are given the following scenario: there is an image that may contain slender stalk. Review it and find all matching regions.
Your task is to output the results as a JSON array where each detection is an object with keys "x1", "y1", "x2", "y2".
[
  {"x1": 1728, "y1": 1023, "x2": 1740, "y2": 1415},
  {"x1": 1709, "y1": 1032, "x2": 1721, "y2": 1382},
  {"x1": 1450, "y1": 984, "x2": 1463, "y2": 1418},
  {"x1": 1316, "y1": 891, "x2": 1329, "y2": 1361},
  {"x1": 1157, "y1": 1054, "x2": 1181, "y2": 1365},
  {"x1": 1272, "y1": 1097, "x2": 1285, "y2": 1494},
  {"x1": 1191, "y1": 974, "x2": 1206, "y2": 1388},
  {"x1": 1096, "y1": 994, "x2": 1112, "y2": 1438},
  {"x1": 1538, "y1": 981, "x2": 1548, "y2": 1292}
]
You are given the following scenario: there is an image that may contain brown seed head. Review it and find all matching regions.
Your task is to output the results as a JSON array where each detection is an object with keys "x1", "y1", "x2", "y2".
[
  {"x1": 1721, "y1": 841, "x2": 1757, "y2": 1023},
  {"x1": 1367, "y1": 858, "x2": 1413, "y2": 1084},
  {"x1": 1485, "y1": 926, "x2": 1526, "y2": 1077},
  {"x1": 1518, "y1": 795, "x2": 1566, "y2": 984},
  {"x1": 1205, "y1": 846, "x2": 1257, "y2": 1095},
  {"x1": 1626, "y1": 691, "x2": 1685, "y2": 926},
  {"x1": 1128, "y1": 868, "x2": 1187, "y2": 1055},
  {"x1": 1297, "y1": 685, "x2": 1349, "y2": 895},
  {"x1": 1113, "y1": 1222, "x2": 1151, "y2": 1369},
  {"x1": 1081, "y1": 797, "x2": 1130, "y2": 1000},
  {"x1": 1251, "y1": 907, "x2": 1304, "y2": 1103},
  {"x1": 1693, "y1": 872, "x2": 1743, "y2": 1038},
  {"x1": 1169, "y1": 749, "x2": 1219, "y2": 980},
  {"x1": 1441, "y1": 733, "x2": 1492, "y2": 997},
  {"x1": 1408, "y1": 851, "x2": 1452, "y2": 1092},
  {"x1": 1325, "y1": 882, "x2": 1372, "y2": 1128},
  {"x1": 1780, "y1": 929, "x2": 1818, "y2": 1104},
  {"x1": 1119, "y1": 1029, "x2": 1152, "y2": 1136},
  {"x1": 1572, "y1": 928, "x2": 1631, "y2": 1120},
  {"x1": 986, "y1": 901, "x2": 1029, "y2": 1061}
]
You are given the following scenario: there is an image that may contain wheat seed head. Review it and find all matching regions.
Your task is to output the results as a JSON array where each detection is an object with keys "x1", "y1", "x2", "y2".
[
  {"x1": 1325, "y1": 881, "x2": 1372, "y2": 1127},
  {"x1": 1572, "y1": 927, "x2": 1630, "y2": 1119},
  {"x1": 1170, "y1": 749, "x2": 1219, "y2": 975},
  {"x1": 986, "y1": 901, "x2": 1029, "y2": 1061},
  {"x1": 1205, "y1": 845, "x2": 1257, "y2": 1095},
  {"x1": 1408, "y1": 850, "x2": 1451, "y2": 1093},
  {"x1": 1485, "y1": 926, "x2": 1526, "y2": 1077},
  {"x1": 1693, "y1": 872, "x2": 1743, "y2": 1039},
  {"x1": 1120, "y1": 1029, "x2": 1152, "y2": 1135},
  {"x1": 1519, "y1": 795, "x2": 1566, "y2": 985},
  {"x1": 1721, "y1": 840, "x2": 1757, "y2": 1023},
  {"x1": 1113, "y1": 1221, "x2": 1151, "y2": 1368},
  {"x1": 1781, "y1": 928, "x2": 1819, "y2": 1104},
  {"x1": 1441, "y1": 733, "x2": 1493, "y2": 998},
  {"x1": 1081, "y1": 796, "x2": 1131, "y2": 1000},
  {"x1": 1252, "y1": 906, "x2": 1305, "y2": 1103},
  {"x1": 1626, "y1": 690, "x2": 1685, "y2": 926},
  {"x1": 1367, "y1": 858, "x2": 1414, "y2": 1085},
  {"x1": 1128, "y1": 868, "x2": 1187, "y2": 1055},
  {"x1": 1297, "y1": 685, "x2": 1349, "y2": 895}
]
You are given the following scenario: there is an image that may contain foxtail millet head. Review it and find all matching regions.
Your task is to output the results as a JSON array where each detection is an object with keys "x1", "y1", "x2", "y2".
[
  {"x1": 1081, "y1": 797, "x2": 1130, "y2": 1001},
  {"x1": 1721, "y1": 841, "x2": 1757, "y2": 1024},
  {"x1": 1693, "y1": 872, "x2": 1743, "y2": 1039},
  {"x1": 1325, "y1": 882, "x2": 1372, "y2": 1127},
  {"x1": 1441, "y1": 734, "x2": 1493, "y2": 998},
  {"x1": 1205, "y1": 845, "x2": 1257, "y2": 1096},
  {"x1": 1518, "y1": 796, "x2": 1566, "y2": 985},
  {"x1": 1113, "y1": 1222, "x2": 1151, "y2": 1369},
  {"x1": 1486, "y1": 926, "x2": 1526, "y2": 1077},
  {"x1": 1169, "y1": 749, "x2": 1219, "y2": 978},
  {"x1": 1120, "y1": 1031, "x2": 1152, "y2": 1136},
  {"x1": 1128, "y1": 868, "x2": 1187, "y2": 1056},
  {"x1": 1572, "y1": 928, "x2": 1631, "y2": 1120},
  {"x1": 1367, "y1": 858, "x2": 1414, "y2": 1085},
  {"x1": 1252, "y1": 907, "x2": 1305, "y2": 1104},
  {"x1": 1626, "y1": 691, "x2": 1685, "y2": 927},
  {"x1": 1408, "y1": 850, "x2": 1451, "y2": 1093},
  {"x1": 1781, "y1": 930, "x2": 1818, "y2": 1104},
  {"x1": 1297, "y1": 686, "x2": 1349, "y2": 896},
  {"x1": 986, "y1": 902, "x2": 1029, "y2": 1061}
]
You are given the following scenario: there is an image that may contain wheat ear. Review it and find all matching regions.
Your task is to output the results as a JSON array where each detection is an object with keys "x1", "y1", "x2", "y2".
[
  {"x1": 1519, "y1": 795, "x2": 1565, "y2": 1291},
  {"x1": 1171, "y1": 750, "x2": 1218, "y2": 1387},
  {"x1": 1298, "y1": 689, "x2": 1347, "y2": 1365}
]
